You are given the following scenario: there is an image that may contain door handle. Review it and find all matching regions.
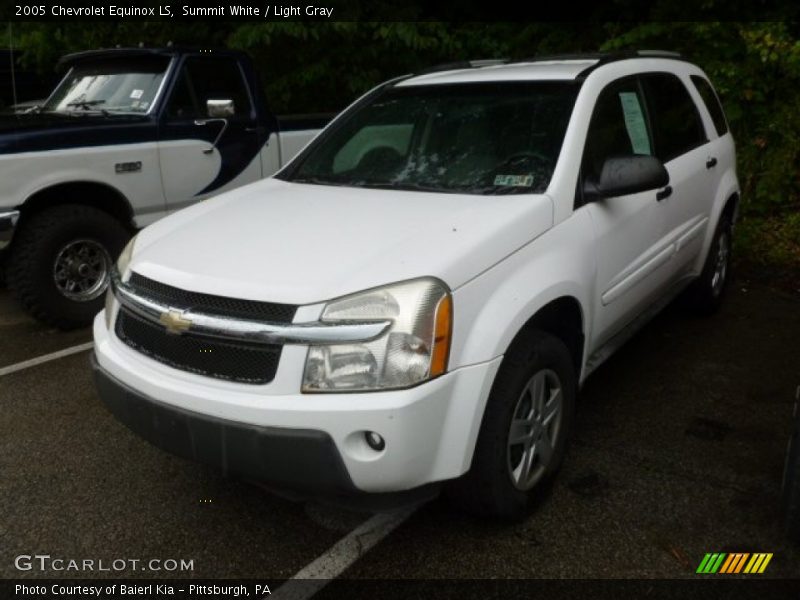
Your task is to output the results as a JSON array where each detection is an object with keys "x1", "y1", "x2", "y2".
[
  {"x1": 194, "y1": 118, "x2": 229, "y2": 154},
  {"x1": 656, "y1": 186, "x2": 673, "y2": 201},
  {"x1": 705, "y1": 157, "x2": 717, "y2": 169}
]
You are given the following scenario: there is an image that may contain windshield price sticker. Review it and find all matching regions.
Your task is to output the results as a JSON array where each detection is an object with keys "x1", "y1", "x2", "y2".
[{"x1": 494, "y1": 174, "x2": 534, "y2": 187}]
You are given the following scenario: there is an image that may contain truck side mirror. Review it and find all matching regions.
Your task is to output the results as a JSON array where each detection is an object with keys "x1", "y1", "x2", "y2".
[
  {"x1": 207, "y1": 99, "x2": 235, "y2": 118},
  {"x1": 584, "y1": 155, "x2": 669, "y2": 200}
]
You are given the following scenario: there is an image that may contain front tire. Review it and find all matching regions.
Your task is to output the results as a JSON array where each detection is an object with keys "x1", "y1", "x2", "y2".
[
  {"x1": 448, "y1": 331, "x2": 576, "y2": 519},
  {"x1": 7, "y1": 205, "x2": 130, "y2": 329}
]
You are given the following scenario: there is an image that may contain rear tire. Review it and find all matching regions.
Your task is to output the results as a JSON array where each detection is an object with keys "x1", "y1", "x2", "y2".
[
  {"x1": 682, "y1": 212, "x2": 733, "y2": 315},
  {"x1": 7, "y1": 205, "x2": 130, "y2": 329},
  {"x1": 447, "y1": 331, "x2": 576, "y2": 520}
]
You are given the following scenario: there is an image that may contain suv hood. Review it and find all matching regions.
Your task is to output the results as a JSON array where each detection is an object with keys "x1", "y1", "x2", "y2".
[{"x1": 132, "y1": 178, "x2": 553, "y2": 305}]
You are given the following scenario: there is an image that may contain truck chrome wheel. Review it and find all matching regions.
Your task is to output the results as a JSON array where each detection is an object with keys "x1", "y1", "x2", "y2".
[
  {"x1": 507, "y1": 368, "x2": 563, "y2": 491},
  {"x1": 53, "y1": 239, "x2": 111, "y2": 301},
  {"x1": 711, "y1": 229, "x2": 730, "y2": 297}
]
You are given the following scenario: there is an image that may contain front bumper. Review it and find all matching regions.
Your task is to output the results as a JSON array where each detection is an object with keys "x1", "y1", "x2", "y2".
[
  {"x1": 0, "y1": 209, "x2": 20, "y2": 250},
  {"x1": 93, "y1": 312, "x2": 502, "y2": 495}
]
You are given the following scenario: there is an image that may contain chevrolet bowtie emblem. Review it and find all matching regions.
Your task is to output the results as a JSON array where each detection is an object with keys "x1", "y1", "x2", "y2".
[{"x1": 159, "y1": 309, "x2": 192, "y2": 334}]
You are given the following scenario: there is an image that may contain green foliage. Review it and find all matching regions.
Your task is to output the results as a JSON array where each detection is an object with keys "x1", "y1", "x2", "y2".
[{"x1": 5, "y1": 19, "x2": 799, "y2": 270}]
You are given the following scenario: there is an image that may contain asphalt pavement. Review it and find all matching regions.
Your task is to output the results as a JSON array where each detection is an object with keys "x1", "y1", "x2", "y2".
[{"x1": 1, "y1": 279, "x2": 798, "y2": 580}]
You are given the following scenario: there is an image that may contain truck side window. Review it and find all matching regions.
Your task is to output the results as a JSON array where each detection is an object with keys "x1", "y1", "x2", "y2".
[
  {"x1": 690, "y1": 75, "x2": 729, "y2": 136},
  {"x1": 166, "y1": 57, "x2": 253, "y2": 118},
  {"x1": 166, "y1": 70, "x2": 198, "y2": 118},
  {"x1": 582, "y1": 78, "x2": 654, "y2": 185},
  {"x1": 641, "y1": 73, "x2": 706, "y2": 162}
]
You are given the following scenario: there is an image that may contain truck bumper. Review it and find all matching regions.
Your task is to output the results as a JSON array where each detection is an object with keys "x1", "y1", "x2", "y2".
[
  {"x1": 0, "y1": 210, "x2": 20, "y2": 250},
  {"x1": 92, "y1": 312, "x2": 503, "y2": 498}
]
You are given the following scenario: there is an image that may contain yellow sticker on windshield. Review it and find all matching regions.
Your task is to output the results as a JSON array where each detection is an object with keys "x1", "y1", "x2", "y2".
[{"x1": 494, "y1": 174, "x2": 534, "y2": 187}]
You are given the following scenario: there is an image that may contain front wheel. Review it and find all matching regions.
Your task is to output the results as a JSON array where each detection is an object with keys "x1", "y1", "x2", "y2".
[
  {"x1": 447, "y1": 331, "x2": 576, "y2": 519},
  {"x1": 7, "y1": 205, "x2": 130, "y2": 329}
]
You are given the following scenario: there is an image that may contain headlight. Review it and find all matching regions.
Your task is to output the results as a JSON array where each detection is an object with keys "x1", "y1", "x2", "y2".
[
  {"x1": 302, "y1": 278, "x2": 452, "y2": 393},
  {"x1": 116, "y1": 235, "x2": 136, "y2": 277},
  {"x1": 105, "y1": 235, "x2": 137, "y2": 329}
]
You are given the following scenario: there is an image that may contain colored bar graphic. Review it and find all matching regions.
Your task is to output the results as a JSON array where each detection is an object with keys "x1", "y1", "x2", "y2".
[{"x1": 700, "y1": 552, "x2": 773, "y2": 575}]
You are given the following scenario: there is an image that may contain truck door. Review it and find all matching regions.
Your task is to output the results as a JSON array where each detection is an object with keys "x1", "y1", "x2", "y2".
[{"x1": 158, "y1": 55, "x2": 263, "y2": 211}]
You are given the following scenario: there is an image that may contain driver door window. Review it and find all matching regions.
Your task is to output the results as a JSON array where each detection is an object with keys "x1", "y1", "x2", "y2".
[
  {"x1": 582, "y1": 77, "x2": 654, "y2": 185},
  {"x1": 165, "y1": 57, "x2": 253, "y2": 119}
]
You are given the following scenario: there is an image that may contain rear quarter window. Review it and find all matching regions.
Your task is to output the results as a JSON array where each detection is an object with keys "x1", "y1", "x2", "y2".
[
  {"x1": 690, "y1": 75, "x2": 729, "y2": 136},
  {"x1": 641, "y1": 72, "x2": 707, "y2": 162}
]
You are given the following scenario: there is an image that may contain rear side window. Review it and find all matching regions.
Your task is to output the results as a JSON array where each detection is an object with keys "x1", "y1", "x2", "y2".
[
  {"x1": 641, "y1": 73, "x2": 706, "y2": 162},
  {"x1": 690, "y1": 75, "x2": 729, "y2": 136}
]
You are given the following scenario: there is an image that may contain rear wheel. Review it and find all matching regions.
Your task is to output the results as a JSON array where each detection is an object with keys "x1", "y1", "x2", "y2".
[
  {"x1": 682, "y1": 212, "x2": 733, "y2": 315},
  {"x1": 448, "y1": 331, "x2": 576, "y2": 519},
  {"x1": 7, "y1": 204, "x2": 130, "y2": 329}
]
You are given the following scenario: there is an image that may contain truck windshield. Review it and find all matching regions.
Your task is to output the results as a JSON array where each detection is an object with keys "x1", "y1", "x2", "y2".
[
  {"x1": 285, "y1": 81, "x2": 579, "y2": 195},
  {"x1": 43, "y1": 57, "x2": 170, "y2": 114}
]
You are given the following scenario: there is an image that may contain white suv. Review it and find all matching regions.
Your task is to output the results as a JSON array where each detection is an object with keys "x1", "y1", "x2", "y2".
[{"x1": 92, "y1": 51, "x2": 739, "y2": 518}]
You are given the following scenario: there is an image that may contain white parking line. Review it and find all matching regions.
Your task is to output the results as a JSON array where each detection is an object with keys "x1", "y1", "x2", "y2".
[
  {"x1": 0, "y1": 342, "x2": 94, "y2": 377},
  {"x1": 274, "y1": 506, "x2": 418, "y2": 600}
]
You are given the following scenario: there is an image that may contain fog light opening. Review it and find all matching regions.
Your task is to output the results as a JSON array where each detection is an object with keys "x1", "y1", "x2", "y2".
[{"x1": 365, "y1": 431, "x2": 385, "y2": 452}]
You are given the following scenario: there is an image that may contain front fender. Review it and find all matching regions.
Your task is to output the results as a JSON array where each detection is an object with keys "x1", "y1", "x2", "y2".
[{"x1": 450, "y1": 208, "x2": 595, "y2": 374}]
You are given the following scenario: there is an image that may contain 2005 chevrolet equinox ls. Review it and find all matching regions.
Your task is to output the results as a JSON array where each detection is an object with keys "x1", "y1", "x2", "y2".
[{"x1": 93, "y1": 50, "x2": 739, "y2": 518}]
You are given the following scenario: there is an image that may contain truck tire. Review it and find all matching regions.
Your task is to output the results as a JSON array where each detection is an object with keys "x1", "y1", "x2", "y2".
[
  {"x1": 682, "y1": 212, "x2": 733, "y2": 315},
  {"x1": 7, "y1": 205, "x2": 130, "y2": 329},
  {"x1": 447, "y1": 330, "x2": 576, "y2": 520},
  {"x1": 783, "y1": 396, "x2": 800, "y2": 543}
]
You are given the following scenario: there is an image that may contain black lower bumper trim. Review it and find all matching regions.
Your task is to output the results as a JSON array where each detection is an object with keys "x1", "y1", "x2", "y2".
[
  {"x1": 91, "y1": 354, "x2": 442, "y2": 509},
  {"x1": 92, "y1": 353, "x2": 356, "y2": 494}
]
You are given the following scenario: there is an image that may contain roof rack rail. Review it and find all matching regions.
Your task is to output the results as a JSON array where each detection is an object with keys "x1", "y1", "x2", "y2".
[
  {"x1": 573, "y1": 49, "x2": 687, "y2": 78},
  {"x1": 414, "y1": 58, "x2": 509, "y2": 76}
]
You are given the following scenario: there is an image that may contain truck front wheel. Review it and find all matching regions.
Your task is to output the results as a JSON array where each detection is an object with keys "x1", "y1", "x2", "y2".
[{"x1": 7, "y1": 205, "x2": 130, "y2": 329}]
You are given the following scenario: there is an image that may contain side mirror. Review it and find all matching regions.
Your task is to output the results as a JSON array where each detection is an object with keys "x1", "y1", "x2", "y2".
[
  {"x1": 585, "y1": 155, "x2": 669, "y2": 200},
  {"x1": 207, "y1": 99, "x2": 235, "y2": 118}
]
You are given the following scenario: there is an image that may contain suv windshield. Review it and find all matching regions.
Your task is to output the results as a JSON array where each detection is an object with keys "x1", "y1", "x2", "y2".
[
  {"x1": 43, "y1": 56, "x2": 170, "y2": 114},
  {"x1": 284, "y1": 81, "x2": 580, "y2": 195}
]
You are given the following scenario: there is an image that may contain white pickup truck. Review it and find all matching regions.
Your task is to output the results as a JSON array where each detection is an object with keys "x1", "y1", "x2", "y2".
[
  {"x1": 0, "y1": 47, "x2": 327, "y2": 327},
  {"x1": 93, "y1": 51, "x2": 740, "y2": 518}
]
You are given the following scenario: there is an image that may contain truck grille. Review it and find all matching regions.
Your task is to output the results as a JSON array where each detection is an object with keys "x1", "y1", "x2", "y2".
[{"x1": 115, "y1": 273, "x2": 297, "y2": 385}]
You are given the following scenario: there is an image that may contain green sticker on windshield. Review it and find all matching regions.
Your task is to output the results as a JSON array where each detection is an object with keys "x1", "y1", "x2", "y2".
[{"x1": 494, "y1": 174, "x2": 534, "y2": 187}]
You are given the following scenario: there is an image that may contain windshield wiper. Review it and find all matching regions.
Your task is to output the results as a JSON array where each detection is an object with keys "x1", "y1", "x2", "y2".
[{"x1": 65, "y1": 100, "x2": 109, "y2": 115}]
